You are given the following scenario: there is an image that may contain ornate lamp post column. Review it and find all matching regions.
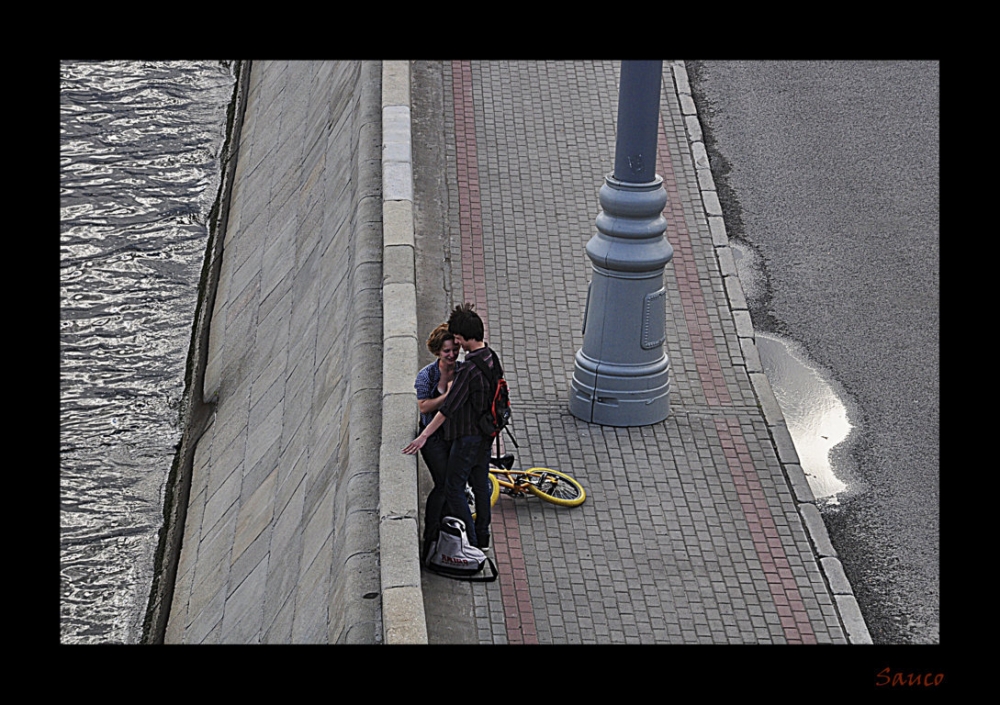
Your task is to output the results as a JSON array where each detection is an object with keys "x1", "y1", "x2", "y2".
[{"x1": 569, "y1": 60, "x2": 674, "y2": 426}]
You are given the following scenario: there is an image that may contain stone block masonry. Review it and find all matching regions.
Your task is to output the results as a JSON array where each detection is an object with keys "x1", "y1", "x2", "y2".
[{"x1": 164, "y1": 61, "x2": 385, "y2": 643}]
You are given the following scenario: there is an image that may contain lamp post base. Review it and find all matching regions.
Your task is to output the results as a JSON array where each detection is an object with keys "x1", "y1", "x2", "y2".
[{"x1": 569, "y1": 349, "x2": 671, "y2": 426}]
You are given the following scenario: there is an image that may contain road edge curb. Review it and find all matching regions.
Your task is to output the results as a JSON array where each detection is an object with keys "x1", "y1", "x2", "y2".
[{"x1": 670, "y1": 59, "x2": 872, "y2": 645}]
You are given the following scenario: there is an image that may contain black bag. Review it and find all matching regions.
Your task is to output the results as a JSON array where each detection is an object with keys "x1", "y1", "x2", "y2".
[{"x1": 470, "y1": 347, "x2": 514, "y2": 442}]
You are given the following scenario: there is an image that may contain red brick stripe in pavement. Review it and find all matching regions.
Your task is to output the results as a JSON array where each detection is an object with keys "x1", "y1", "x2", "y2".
[
  {"x1": 452, "y1": 60, "x2": 490, "y2": 339},
  {"x1": 656, "y1": 116, "x2": 732, "y2": 408},
  {"x1": 658, "y1": 109, "x2": 815, "y2": 643},
  {"x1": 451, "y1": 60, "x2": 537, "y2": 644},
  {"x1": 715, "y1": 417, "x2": 817, "y2": 643}
]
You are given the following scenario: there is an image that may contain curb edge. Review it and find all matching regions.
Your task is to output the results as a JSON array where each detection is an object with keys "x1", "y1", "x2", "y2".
[
  {"x1": 670, "y1": 59, "x2": 872, "y2": 645},
  {"x1": 379, "y1": 60, "x2": 428, "y2": 645}
]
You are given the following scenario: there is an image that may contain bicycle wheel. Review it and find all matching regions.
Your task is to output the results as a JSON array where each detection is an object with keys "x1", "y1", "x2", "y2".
[
  {"x1": 489, "y1": 472, "x2": 500, "y2": 506},
  {"x1": 470, "y1": 473, "x2": 501, "y2": 519},
  {"x1": 521, "y1": 468, "x2": 586, "y2": 507}
]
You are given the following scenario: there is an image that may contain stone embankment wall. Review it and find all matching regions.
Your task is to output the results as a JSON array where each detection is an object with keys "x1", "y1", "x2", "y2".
[{"x1": 163, "y1": 61, "x2": 386, "y2": 643}]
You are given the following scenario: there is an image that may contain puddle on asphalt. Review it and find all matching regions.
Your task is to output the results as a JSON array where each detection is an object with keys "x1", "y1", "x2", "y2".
[
  {"x1": 755, "y1": 332, "x2": 853, "y2": 504},
  {"x1": 731, "y1": 242, "x2": 856, "y2": 505}
]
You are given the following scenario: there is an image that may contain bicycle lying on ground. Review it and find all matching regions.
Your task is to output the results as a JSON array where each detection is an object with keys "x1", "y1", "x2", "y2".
[{"x1": 468, "y1": 452, "x2": 586, "y2": 515}]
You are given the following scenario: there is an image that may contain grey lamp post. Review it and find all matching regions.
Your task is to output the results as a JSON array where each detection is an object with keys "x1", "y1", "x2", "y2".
[{"x1": 569, "y1": 60, "x2": 674, "y2": 426}]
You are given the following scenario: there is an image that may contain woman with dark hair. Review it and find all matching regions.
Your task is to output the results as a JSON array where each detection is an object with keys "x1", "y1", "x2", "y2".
[{"x1": 414, "y1": 323, "x2": 460, "y2": 560}]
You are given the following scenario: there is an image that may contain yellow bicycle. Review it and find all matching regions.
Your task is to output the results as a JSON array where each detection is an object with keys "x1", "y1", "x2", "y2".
[{"x1": 469, "y1": 452, "x2": 586, "y2": 515}]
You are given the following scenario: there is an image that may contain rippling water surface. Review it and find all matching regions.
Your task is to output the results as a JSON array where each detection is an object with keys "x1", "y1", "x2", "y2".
[{"x1": 60, "y1": 61, "x2": 235, "y2": 643}]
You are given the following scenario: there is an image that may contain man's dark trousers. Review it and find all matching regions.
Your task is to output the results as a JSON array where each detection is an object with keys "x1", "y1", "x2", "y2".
[{"x1": 444, "y1": 433, "x2": 493, "y2": 547}]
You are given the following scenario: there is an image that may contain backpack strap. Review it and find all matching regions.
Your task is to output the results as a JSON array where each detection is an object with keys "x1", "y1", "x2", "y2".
[
  {"x1": 431, "y1": 556, "x2": 498, "y2": 583},
  {"x1": 480, "y1": 557, "x2": 499, "y2": 582},
  {"x1": 469, "y1": 349, "x2": 500, "y2": 405},
  {"x1": 488, "y1": 346, "x2": 503, "y2": 378},
  {"x1": 486, "y1": 349, "x2": 519, "y2": 448},
  {"x1": 469, "y1": 346, "x2": 501, "y2": 384},
  {"x1": 472, "y1": 348, "x2": 520, "y2": 448}
]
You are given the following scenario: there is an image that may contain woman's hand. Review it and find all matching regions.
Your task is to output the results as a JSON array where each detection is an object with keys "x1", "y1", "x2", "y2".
[
  {"x1": 405, "y1": 411, "x2": 445, "y2": 454},
  {"x1": 402, "y1": 435, "x2": 426, "y2": 455}
]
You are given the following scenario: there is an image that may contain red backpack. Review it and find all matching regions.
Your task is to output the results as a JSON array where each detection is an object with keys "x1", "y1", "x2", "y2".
[{"x1": 470, "y1": 347, "x2": 514, "y2": 443}]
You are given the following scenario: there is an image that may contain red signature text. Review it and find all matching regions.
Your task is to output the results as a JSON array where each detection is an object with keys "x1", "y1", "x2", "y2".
[{"x1": 875, "y1": 667, "x2": 944, "y2": 687}]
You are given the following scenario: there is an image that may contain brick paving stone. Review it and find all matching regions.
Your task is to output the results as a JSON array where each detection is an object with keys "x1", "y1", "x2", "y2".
[{"x1": 414, "y1": 60, "x2": 850, "y2": 644}]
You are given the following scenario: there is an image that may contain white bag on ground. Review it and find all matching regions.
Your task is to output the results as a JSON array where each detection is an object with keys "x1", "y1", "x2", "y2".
[{"x1": 425, "y1": 516, "x2": 498, "y2": 582}]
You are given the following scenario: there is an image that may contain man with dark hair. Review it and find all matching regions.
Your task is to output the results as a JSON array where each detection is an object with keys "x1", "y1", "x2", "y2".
[
  {"x1": 446, "y1": 301, "x2": 484, "y2": 344},
  {"x1": 403, "y1": 302, "x2": 495, "y2": 551}
]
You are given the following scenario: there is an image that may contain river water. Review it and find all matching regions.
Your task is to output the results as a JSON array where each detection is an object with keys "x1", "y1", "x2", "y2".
[{"x1": 60, "y1": 60, "x2": 236, "y2": 643}]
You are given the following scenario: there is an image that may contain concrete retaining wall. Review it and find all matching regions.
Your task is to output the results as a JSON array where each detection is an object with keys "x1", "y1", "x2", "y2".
[{"x1": 165, "y1": 60, "x2": 386, "y2": 643}]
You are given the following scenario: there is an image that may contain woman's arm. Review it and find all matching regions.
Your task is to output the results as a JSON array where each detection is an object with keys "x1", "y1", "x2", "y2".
[
  {"x1": 402, "y1": 411, "x2": 447, "y2": 454},
  {"x1": 417, "y1": 380, "x2": 453, "y2": 414}
]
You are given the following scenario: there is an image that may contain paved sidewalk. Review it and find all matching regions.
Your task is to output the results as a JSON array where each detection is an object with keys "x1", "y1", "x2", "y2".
[{"x1": 409, "y1": 60, "x2": 869, "y2": 644}]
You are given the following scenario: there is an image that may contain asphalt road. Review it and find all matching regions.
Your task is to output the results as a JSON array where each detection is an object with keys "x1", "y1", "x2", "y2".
[{"x1": 686, "y1": 60, "x2": 939, "y2": 644}]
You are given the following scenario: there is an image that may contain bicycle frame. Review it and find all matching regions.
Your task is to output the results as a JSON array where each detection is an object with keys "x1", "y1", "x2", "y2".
[
  {"x1": 487, "y1": 456, "x2": 587, "y2": 507},
  {"x1": 489, "y1": 452, "x2": 530, "y2": 496},
  {"x1": 489, "y1": 466, "x2": 534, "y2": 497}
]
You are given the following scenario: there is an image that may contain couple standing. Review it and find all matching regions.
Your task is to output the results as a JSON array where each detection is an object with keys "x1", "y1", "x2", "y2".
[{"x1": 402, "y1": 303, "x2": 497, "y2": 561}]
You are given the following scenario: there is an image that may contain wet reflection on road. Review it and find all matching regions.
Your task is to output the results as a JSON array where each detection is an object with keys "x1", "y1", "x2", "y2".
[
  {"x1": 730, "y1": 240, "x2": 855, "y2": 505},
  {"x1": 755, "y1": 332, "x2": 851, "y2": 504}
]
